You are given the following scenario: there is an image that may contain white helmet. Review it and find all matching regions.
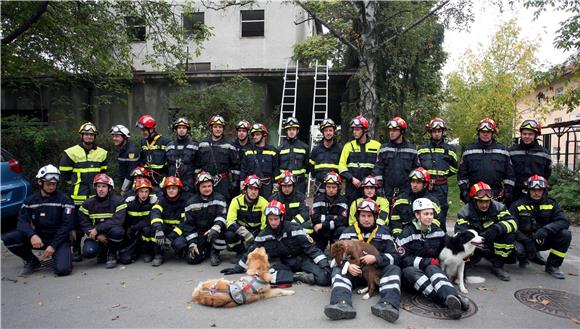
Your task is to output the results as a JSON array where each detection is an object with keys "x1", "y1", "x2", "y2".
[
  {"x1": 412, "y1": 198, "x2": 435, "y2": 212},
  {"x1": 36, "y1": 164, "x2": 60, "y2": 182},
  {"x1": 110, "y1": 124, "x2": 131, "y2": 138}
]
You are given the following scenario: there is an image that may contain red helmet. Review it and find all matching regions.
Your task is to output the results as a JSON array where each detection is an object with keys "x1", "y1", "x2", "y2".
[
  {"x1": 477, "y1": 118, "x2": 497, "y2": 133},
  {"x1": 357, "y1": 198, "x2": 379, "y2": 216},
  {"x1": 427, "y1": 118, "x2": 447, "y2": 131},
  {"x1": 526, "y1": 174, "x2": 549, "y2": 190},
  {"x1": 250, "y1": 123, "x2": 269, "y2": 136},
  {"x1": 278, "y1": 170, "x2": 296, "y2": 186},
  {"x1": 160, "y1": 176, "x2": 183, "y2": 189},
  {"x1": 243, "y1": 174, "x2": 262, "y2": 189},
  {"x1": 409, "y1": 167, "x2": 431, "y2": 185},
  {"x1": 136, "y1": 115, "x2": 156, "y2": 129},
  {"x1": 236, "y1": 119, "x2": 251, "y2": 131},
  {"x1": 133, "y1": 177, "x2": 153, "y2": 191},
  {"x1": 131, "y1": 166, "x2": 150, "y2": 178},
  {"x1": 469, "y1": 181, "x2": 493, "y2": 200},
  {"x1": 265, "y1": 200, "x2": 286, "y2": 217},
  {"x1": 93, "y1": 173, "x2": 114, "y2": 189},
  {"x1": 387, "y1": 116, "x2": 408, "y2": 131},
  {"x1": 361, "y1": 176, "x2": 380, "y2": 188},
  {"x1": 520, "y1": 119, "x2": 541, "y2": 135},
  {"x1": 323, "y1": 171, "x2": 342, "y2": 186},
  {"x1": 350, "y1": 115, "x2": 369, "y2": 130},
  {"x1": 196, "y1": 171, "x2": 214, "y2": 186},
  {"x1": 208, "y1": 114, "x2": 226, "y2": 127}
]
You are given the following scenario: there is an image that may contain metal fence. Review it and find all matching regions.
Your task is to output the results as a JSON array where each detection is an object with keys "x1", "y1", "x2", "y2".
[{"x1": 541, "y1": 119, "x2": 580, "y2": 170}]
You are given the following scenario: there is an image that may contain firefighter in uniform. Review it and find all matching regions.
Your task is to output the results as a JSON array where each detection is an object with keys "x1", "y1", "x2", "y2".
[
  {"x1": 269, "y1": 170, "x2": 311, "y2": 233},
  {"x1": 311, "y1": 172, "x2": 349, "y2": 251},
  {"x1": 118, "y1": 177, "x2": 157, "y2": 264},
  {"x1": 417, "y1": 118, "x2": 458, "y2": 227},
  {"x1": 2, "y1": 165, "x2": 74, "y2": 277},
  {"x1": 309, "y1": 118, "x2": 343, "y2": 195},
  {"x1": 510, "y1": 175, "x2": 571, "y2": 279},
  {"x1": 166, "y1": 117, "x2": 198, "y2": 193},
  {"x1": 196, "y1": 115, "x2": 239, "y2": 202},
  {"x1": 110, "y1": 124, "x2": 140, "y2": 195},
  {"x1": 458, "y1": 118, "x2": 515, "y2": 203},
  {"x1": 232, "y1": 119, "x2": 252, "y2": 195},
  {"x1": 78, "y1": 174, "x2": 126, "y2": 269},
  {"x1": 240, "y1": 123, "x2": 278, "y2": 199},
  {"x1": 397, "y1": 198, "x2": 469, "y2": 320},
  {"x1": 373, "y1": 116, "x2": 419, "y2": 202},
  {"x1": 348, "y1": 175, "x2": 390, "y2": 227},
  {"x1": 136, "y1": 115, "x2": 171, "y2": 186},
  {"x1": 324, "y1": 198, "x2": 402, "y2": 323},
  {"x1": 390, "y1": 168, "x2": 441, "y2": 237},
  {"x1": 277, "y1": 117, "x2": 310, "y2": 194},
  {"x1": 176, "y1": 171, "x2": 228, "y2": 266},
  {"x1": 509, "y1": 119, "x2": 552, "y2": 204},
  {"x1": 221, "y1": 200, "x2": 331, "y2": 286},
  {"x1": 59, "y1": 122, "x2": 108, "y2": 262},
  {"x1": 338, "y1": 115, "x2": 381, "y2": 205},
  {"x1": 455, "y1": 182, "x2": 518, "y2": 281},
  {"x1": 150, "y1": 176, "x2": 188, "y2": 267},
  {"x1": 225, "y1": 175, "x2": 269, "y2": 259}
]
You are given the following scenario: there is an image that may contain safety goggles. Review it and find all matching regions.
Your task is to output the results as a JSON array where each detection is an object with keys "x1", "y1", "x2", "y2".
[
  {"x1": 473, "y1": 189, "x2": 493, "y2": 199},
  {"x1": 42, "y1": 174, "x2": 60, "y2": 182},
  {"x1": 250, "y1": 124, "x2": 263, "y2": 133},
  {"x1": 409, "y1": 171, "x2": 426, "y2": 181},
  {"x1": 285, "y1": 117, "x2": 299, "y2": 126},
  {"x1": 430, "y1": 121, "x2": 446, "y2": 129},
  {"x1": 323, "y1": 174, "x2": 341, "y2": 185},
  {"x1": 357, "y1": 200, "x2": 378, "y2": 213},
  {"x1": 131, "y1": 168, "x2": 148, "y2": 177},
  {"x1": 351, "y1": 118, "x2": 364, "y2": 127},
  {"x1": 265, "y1": 206, "x2": 283, "y2": 216},
  {"x1": 361, "y1": 177, "x2": 378, "y2": 187},
  {"x1": 237, "y1": 121, "x2": 251, "y2": 130},
  {"x1": 478, "y1": 122, "x2": 495, "y2": 131},
  {"x1": 387, "y1": 120, "x2": 400, "y2": 129},
  {"x1": 110, "y1": 126, "x2": 126, "y2": 135},
  {"x1": 528, "y1": 179, "x2": 547, "y2": 189},
  {"x1": 81, "y1": 124, "x2": 97, "y2": 134},
  {"x1": 197, "y1": 172, "x2": 213, "y2": 184},
  {"x1": 210, "y1": 116, "x2": 225, "y2": 126},
  {"x1": 279, "y1": 176, "x2": 295, "y2": 185},
  {"x1": 245, "y1": 177, "x2": 261, "y2": 188}
]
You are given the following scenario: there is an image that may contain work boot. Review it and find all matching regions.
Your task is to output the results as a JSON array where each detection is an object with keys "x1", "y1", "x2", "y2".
[
  {"x1": 293, "y1": 272, "x2": 316, "y2": 285},
  {"x1": 142, "y1": 254, "x2": 154, "y2": 263},
  {"x1": 105, "y1": 254, "x2": 117, "y2": 269},
  {"x1": 230, "y1": 251, "x2": 244, "y2": 264},
  {"x1": 545, "y1": 265, "x2": 565, "y2": 279},
  {"x1": 445, "y1": 295, "x2": 463, "y2": 319},
  {"x1": 518, "y1": 258, "x2": 529, "y2": 268},
  {"x1": 530, "y1": 252, "x2": 546, "y2": 265},
  {"x1": 210, "y1": 249, "x2": 221, "y2": 267},
  {"x1": 96, "y1": 253, "x2": 108, "y2": 264},
  {"x1": 491, "y1": 264, "x2": 511, "y2": 281},
  {"x1": 152, "y1": 254, "x2": 164, "y2": 267},
  {"x1": 371, "y1": 301, "x2": 399, "y2": 323},
  {"x1": 19, "y1": 258, "x2": 41, "y2": 277},
  {"x1": 72, "y1": 247, "x2": 83, "y2": 262},
  {"x1": 324, "y1": 301, "x2": 356, "y2": 320},
  {"x1": 458, "y1": 295, "x2": 471, "y2": 311}
]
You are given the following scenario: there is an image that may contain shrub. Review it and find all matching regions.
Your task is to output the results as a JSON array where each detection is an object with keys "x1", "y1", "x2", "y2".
[{"x1": 548, "y1": 164, "x2": 580, "y2": 212}]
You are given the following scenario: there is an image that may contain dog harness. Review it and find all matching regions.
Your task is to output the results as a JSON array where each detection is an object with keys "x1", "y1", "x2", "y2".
[{"x1": 229, "y1": 275, "x2": 268, "y2": 305}]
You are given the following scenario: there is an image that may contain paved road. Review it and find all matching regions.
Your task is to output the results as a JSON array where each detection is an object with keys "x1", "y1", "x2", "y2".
[{"x1": 2, "y1": 226, "x2": 579, "y2": 328}]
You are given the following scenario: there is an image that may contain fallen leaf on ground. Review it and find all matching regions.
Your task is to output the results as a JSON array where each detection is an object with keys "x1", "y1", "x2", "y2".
[
  {"x1": 186, "y1": 305, "x2": 192, "y2": 310},
  {"x1": 36, "y1": 299, "x2": 43, "y2": 306},
  {"x1": 541, "y1": 299, "x2": 551, "y2": 305},
  {"x1": 112, "y1": 316, "x2": 119, "y2": 321},
  {"x1": 567, "y1": 272, "x2": 578, "y2": 276},
  {"x1": 112, "y1": 304, "x2": 121, "y2": 308},
  {"x1": 210, "y1": 324, "x2": 216, "y2": 327},
  {"x1": 527, "y1": 298, "x2": 538, "y2": 303},
  {"x1": 490, "y1": 288, "x2": 497, "y2": 293},
  {"x1": 570, "y1": 317, "x2": 580, "y2": 325},
  {"x1": 477, "y1": 286, "x2": 488, "y2": 291},
  {"x1": 120, "y1": 281, "x2": 127, "y2": 288},
  {"x1": 401, "y1": 303, "x2": 412, "y2": 311}
]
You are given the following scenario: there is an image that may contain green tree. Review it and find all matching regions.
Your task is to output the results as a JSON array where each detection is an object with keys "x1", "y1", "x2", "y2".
[
  {"x1": 292, "y1": 0, "x2": 472, "y2": 139},
  {"x1": 445, "y1": 20, "x2": 538, "y2": 146}
]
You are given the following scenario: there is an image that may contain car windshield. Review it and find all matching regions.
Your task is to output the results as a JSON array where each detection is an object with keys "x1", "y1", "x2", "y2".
[{"x1": 0, "y1": 147, "x2": 14, "y2": 162}]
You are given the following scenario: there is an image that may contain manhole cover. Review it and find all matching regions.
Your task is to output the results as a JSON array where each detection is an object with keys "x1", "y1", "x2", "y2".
[
  {"x1": 400, "y1": 293, "x2": 477, "y2": 320},
  {"x1": 514, "y1": 288, "x2": 580, "y2": 319}
]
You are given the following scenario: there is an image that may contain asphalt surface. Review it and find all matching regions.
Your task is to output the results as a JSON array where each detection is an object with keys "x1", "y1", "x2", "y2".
[{"x1": 2, "y1": 225, "x2": 579, "y2": 328}]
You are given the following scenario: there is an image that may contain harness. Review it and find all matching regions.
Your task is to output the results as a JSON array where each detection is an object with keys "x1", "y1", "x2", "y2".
[
  {"x1": 354, "y1": 222, "x2": 378, "y2": 243},
  {"x1": 228, "y1": 274, "x2": 268, "y2": 305}
]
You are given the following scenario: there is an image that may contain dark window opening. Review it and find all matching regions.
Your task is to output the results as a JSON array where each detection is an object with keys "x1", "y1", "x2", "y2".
[
  {"x1": 125, "y1": 16, "x2": 146, "y2": 42},
  {"x1": 241, "y1": 10, "x2": 264, "y2": 37},
  {"x1": 183, "y1": 12, "x2": 205, "y2": 38}
]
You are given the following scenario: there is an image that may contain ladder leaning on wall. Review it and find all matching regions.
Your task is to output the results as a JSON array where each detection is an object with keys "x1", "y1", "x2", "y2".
[{"x1": 278, "y1": 60, "x2": 299, "y2": 146}]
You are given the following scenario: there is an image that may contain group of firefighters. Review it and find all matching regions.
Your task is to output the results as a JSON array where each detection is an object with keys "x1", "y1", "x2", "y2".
[{"x1": 2, "y1": 112, "x2": 572, "y2": 322}]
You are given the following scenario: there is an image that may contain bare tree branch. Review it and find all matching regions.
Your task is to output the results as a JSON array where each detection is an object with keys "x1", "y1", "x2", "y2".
[
  {"x1": 381, "y1": 0, "x2": 450, "y2": 47},
  {"x1": 2, "y1": 1, "x2": 49, "y2": 46},
  {"x1": 294, "y1": 17, "x2": 314, "y2": 25},
  {"x1": 200, "y1": 0, "x2": 255, "y2": 11},
  {"x1": 295, "y1": 0, "x2": 359, "y2": 54}
]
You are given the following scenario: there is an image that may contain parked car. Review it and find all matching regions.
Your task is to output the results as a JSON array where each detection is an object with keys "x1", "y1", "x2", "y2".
[{"x1": 1, "y1": 147, "x2": 31, "y2": 225}]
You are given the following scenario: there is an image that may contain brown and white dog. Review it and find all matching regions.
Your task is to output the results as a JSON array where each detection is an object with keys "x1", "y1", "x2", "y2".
[
  {"x1": 330, "y1": 240, "x2": 381, "y2": 299},
  {"x1": 189, "y1": 247, "x2": 294, "y2": 307}
]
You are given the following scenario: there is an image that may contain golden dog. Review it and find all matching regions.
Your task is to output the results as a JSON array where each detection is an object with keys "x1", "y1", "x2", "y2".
[
  {"x1": 189, "y1": 247, "x2": 295, "y2": 307},
  {"x1": 330, "y1": 240, "x2": 381, "y2": 299}
]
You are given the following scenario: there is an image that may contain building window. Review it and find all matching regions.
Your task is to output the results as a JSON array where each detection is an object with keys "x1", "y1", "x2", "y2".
[
  {"x1": 536, "y1": 92, "x2": 546, "y2": 106},
  {"x1": 183, "y1": 12, "x2": 205, "y2": 38},
  {"x1": 554, "y1": 117, "x2": 562, "y2": 123},
  {"x1": 180, "y1": 62, "x2": 211, "y2": 72},
  {"x1": 125, "y1": 16, "x2": 146, "y2": 42},
  {"x1": 241, "y1": 10, "x2": 264, "y2": 37},
  {"x1": 555, "y1": 87, "x2": 564, "y2": 96}
]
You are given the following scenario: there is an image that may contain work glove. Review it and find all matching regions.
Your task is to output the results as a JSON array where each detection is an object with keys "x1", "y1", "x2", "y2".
[
  {"x1": 533, "y1": 228, "x2": 548, "y2": 245},
  {"x1": 483, "y1": 226, "x2": 499, "y2": 247},
  {"x1": 220, "y1": 265, "x2": 245, "y2": 275},
  {"x1": 236, "y1": 226, "x2": 254, "y2": 245},
  {"x1": 460, "y1": 189, "x2": 470, "y2": 204},
  {"x1": 206, "y1": 225, "x2": 221, "y2": 243},
  {"x1": 189, "y1": 243, "x2": 200, "y2": 257},
  {"x1": 121, "y1": 178, "x2": 132, "y2": 195},
  {"x1": 155, "y1": 230, "x2": 166, "y2": 246}
]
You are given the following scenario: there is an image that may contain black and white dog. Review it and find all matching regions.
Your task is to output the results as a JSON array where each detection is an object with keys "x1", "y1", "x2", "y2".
[{"x1": 439, "y1": 229, "x2": 486, "y2": 294}]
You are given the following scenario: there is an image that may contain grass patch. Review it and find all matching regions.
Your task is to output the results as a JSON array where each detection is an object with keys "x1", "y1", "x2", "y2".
[{"x1": 445, "y1": 175, "x2": 462, "y2": 221}]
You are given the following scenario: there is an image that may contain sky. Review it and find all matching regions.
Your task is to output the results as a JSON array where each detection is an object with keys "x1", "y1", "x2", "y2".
[{"x1": 442, "y1": 1, "x2": 576, "y2": 76}]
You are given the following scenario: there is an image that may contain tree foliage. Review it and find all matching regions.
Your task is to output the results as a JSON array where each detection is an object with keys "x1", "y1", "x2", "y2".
[
  {"x1": 445, "y1": 20, "x2": 538, "y2": 146},
  {"x1": 170, "y1": 76, "x2": 267, "y2": 140}
]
